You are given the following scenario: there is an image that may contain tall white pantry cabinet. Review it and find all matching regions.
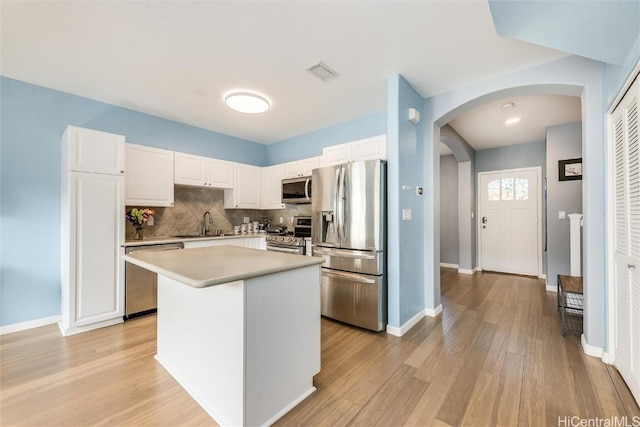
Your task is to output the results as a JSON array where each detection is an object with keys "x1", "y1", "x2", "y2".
[{"x1": 60, "y1": 126, "x2": 125, "y2": 336}]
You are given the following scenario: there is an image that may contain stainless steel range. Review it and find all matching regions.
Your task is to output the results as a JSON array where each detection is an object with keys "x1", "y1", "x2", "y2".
[{"x1": 265, "y1": 216, "x2": 311, "y2": 255}]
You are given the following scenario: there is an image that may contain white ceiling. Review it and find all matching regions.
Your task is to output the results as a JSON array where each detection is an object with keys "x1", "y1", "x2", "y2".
[
  {"x1": 0, "y1": 1, "x2": 569, "y2": 145},
  {"x1": 448, "y1": 95, "x2": 582, "y2": 152}
]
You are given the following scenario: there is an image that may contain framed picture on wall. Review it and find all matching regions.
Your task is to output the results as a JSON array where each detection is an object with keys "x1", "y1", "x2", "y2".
[{"x1": 559, "y1": 158, "x2": 582, "y2": 181}]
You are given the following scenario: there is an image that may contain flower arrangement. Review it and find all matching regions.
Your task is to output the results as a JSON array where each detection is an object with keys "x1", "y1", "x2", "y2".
[
  {"x1": 126, "y1": 208, "x2": 155, "y2": 226},
  {"x1": 126, "y1": 208, "x2": 155, "y2": 239}
]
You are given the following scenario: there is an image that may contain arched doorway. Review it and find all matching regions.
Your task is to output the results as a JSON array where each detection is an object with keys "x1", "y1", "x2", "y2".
[{"x1": 423, "y1": 55, "x2": 606, "y2": 352}]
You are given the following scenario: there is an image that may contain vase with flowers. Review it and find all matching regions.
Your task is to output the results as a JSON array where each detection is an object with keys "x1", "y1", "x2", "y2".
[{"x1": 126, "y1": 208, "x2": 155, "y2": 240}]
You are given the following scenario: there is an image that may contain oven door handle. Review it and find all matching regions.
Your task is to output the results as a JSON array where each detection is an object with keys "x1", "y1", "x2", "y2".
[
  {"x1": 322, "y1": 270, "x2": 377, "y2": 284},
  {"x1": 267, "y1": 245, "x2": 304, "y2": 254}
]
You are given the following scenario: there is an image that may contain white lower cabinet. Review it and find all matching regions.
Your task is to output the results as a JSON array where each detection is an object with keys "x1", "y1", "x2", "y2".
[
  {"x1": 183, "y1": 237, "x2": 265, "y2": 250},
  {"x1": 245, "y1": 236, "x2": 266, "y2": 250},
  {"x1": 60, "y1": 171, "x2": 125, "y2": 336}
]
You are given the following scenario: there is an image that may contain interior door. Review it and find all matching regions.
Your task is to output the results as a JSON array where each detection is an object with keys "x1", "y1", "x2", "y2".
[
  {"x1": 479, "y1": 169, "x2": 539, "y2": 276},
  {"x1": 612, "y1": 75, "x2": 640, "y2": 405}
]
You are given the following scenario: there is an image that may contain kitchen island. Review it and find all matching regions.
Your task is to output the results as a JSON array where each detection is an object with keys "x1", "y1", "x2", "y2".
[{"x1": 122, "y1": 246, "x2": 324, "y2": 427}]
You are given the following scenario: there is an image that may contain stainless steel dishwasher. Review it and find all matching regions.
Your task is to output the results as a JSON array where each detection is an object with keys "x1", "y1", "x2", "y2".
[{"x1": 124, "y1": 242, "x2": 184, "y2": 319}]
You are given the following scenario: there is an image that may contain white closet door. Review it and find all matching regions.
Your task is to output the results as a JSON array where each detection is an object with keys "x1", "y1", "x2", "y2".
[{"x1": 613, "y1": 75, "x2": 640, "y2": 405}]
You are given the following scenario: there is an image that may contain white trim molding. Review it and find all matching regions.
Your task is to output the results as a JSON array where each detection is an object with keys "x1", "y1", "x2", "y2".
[
  {"x1": 477, "y1": 166, "x2": 543, "y2": 277},
  {"x1": 538, "y1": 273, "x2": 547, "y2": 280},
  {"x1": 458, "y1": 267, "x2": 476, "y2": 275},
  {"x1": 386, "y1": 305, "x2": 443, "y2": 337},
  {"x1": 440, "y1": 263, "x2": 459, "y2": 269},
  {"x1": 581, "y1": 334, "x2": 604, "y2": 359},
  {"x1": 0, "y1": 315, "x2": 60, "y2": 335},
  {"x1": 546, "y1": 285, "x2": 557, "y2": 293},
  {"x1": 602, "y1": 351, "x2": 614, "y2": 365}
]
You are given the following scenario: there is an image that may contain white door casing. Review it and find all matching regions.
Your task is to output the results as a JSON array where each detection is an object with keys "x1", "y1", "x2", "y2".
[
  {"x1": 611, "y1": 73, "x2": 640, "y2": 405},
  {"x1": 478, "y1": 167, "x2": 541, "y2": 276}
]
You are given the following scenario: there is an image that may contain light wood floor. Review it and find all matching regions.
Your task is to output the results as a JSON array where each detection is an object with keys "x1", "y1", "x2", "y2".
[{"x1": 2, "y1": 269, "x2": 638, "y2": 426}]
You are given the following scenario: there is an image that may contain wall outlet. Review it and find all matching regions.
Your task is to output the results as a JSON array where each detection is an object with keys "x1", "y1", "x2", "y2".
[
  {"x1": 147, "y1": 216, "x2": 154, "y2": 226},
  {"x1": 279, "y1": 217, "x2": 284, "y2": 224},
  {"x1": 402, "y1": 209, "x2": 412, "y2": 220},
  {"x1": 243, "y1": 216, "x2": 250, "y2": 224},
  {"x1": 559, "y1": 211, "x2": 566, "y2": 220}
]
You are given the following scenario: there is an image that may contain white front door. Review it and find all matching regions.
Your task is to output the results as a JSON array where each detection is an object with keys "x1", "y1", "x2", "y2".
[{"x1": 479, "y1": 168, "x2": 540, "y2": 276}]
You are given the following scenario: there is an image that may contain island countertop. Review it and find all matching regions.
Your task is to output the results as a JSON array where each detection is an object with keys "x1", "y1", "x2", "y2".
[{"x1": 122, "y1": 245, "x2": 324, "y2": 288}]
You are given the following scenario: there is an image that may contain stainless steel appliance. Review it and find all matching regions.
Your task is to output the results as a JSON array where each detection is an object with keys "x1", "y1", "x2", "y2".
[
  {"x1": 265, "y1": 234, "x2": 306, "y2": 255},
  {"x1": 265, "y1": 216, "x2": 311, "y2": 255},
  {"x1": 312, "y1": 159, "x2": 386, "y2": 331},
  {"x1": 124, "y1": 242, "x2": 184, "y2": 319},
  {"x1": 282, "y1": 176, "x2": 312, "y2": 204}
]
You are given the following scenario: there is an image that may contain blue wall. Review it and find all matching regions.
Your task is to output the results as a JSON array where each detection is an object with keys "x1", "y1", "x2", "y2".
[
  {"x1": 475, "y1": 140, "x2": 546, "y2": 174},
  {"x1": 387, "y1": 75, "x2": 425, "y2": 327},
  {"x1": 604, "y1": 33, "x2": 640, "y2": 109},
  {"x1": 0, "y1": 77, "x2": 266, "y2": 326},
  {"x1": 266, "y1": 112, "x2": 386, "y2": 165}
]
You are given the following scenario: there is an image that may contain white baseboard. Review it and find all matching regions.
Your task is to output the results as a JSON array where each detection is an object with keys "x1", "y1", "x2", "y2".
[
  {"x1": 58, "y1": 317, "x2": 123, "y2": 337},
  {"x1": 538, "y1": 273, "x2": 547, "y2": 280},
  {"x1": 458, "y1": 267, "x2": 477, "y2": 275},
  {"x1": 386, "y1": 305, "x2": 441, "y2": 337},
  {"x1": 602, "y1": 351, "x2": 614, "y2": 365},
  {"x1": 0, "y1": 315, "x2": 60, "y2": 335},
  {"x1": 581, "y1": 334, "x2": 604, "y2": 358},
  {"x1": 546, "y1": 285, "x2": 557, "y2": 292},
  {"x1": 425, "y1": 304, "x2": 442, "y2": 317},
  {"x1": 440, "y1": 263, "x2": 459, "y2": 269}
]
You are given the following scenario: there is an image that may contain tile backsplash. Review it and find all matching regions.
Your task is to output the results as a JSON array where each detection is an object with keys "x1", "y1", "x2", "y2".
[{"x1": 125, "y1": 185, "x2": 311, "y2": 239}]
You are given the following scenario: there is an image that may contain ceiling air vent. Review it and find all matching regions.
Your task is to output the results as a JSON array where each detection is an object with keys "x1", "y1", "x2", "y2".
[{"x1": 306, "y1": 61, "x2": 340, "y2": 83}]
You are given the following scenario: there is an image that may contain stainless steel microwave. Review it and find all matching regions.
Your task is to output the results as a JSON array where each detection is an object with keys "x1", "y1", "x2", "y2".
[{"x1": 282, "y1": 176, "x2": 311, "y2": 204}]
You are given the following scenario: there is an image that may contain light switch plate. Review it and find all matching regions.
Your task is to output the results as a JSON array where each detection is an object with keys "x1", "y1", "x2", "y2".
[
  {"x1": 402, "y1": 209, "x2": 412, "y2": 220},
  {"x1": 559, "y1": 211, "x2": 566, "y2": 220}
]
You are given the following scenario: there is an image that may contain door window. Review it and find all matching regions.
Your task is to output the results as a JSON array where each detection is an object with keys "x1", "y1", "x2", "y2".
[{"x1": 488, "y1": 178, "x2": 529, "y2": 201}]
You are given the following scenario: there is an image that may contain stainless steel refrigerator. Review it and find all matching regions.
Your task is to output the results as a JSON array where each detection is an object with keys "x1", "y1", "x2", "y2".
[{"x1": 312, "y1": 159, "x2": 386, "y2": 331}]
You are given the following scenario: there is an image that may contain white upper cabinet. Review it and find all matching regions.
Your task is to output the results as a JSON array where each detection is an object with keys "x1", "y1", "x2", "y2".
[
  {"x1": 225, "y1": 163, "x2": 261, "y2": 209},
  {"x1": 321, "y1": 135, "x2": 387, "y2": 166},
  {"x1": 174, "y1": 152, "x2": 207, "y2": 186},
  {"x1": 283, "y1": 156, "x2": 321, "y2": 178},
  {"x1": 321, "y1": 142, "x2": 351, "y2": 167},
  {"x1": 174, "y1": 152, "x2": 234, "y2": 189},
  {"x1": 207, "y1": 158, "x2": 234, "y2": 189},
  {"x1": 125, "y1": 144, "x2": 174, "y2": 207},
  {"x1": 63, "y1": 126, "x2": 125, "y2": 175},
  {"x1": 352, "y1": 135, "x2": 387, "y2": 161},
  {"x1": 262, "y1": 164, "x2": 286, "y2": 209}
]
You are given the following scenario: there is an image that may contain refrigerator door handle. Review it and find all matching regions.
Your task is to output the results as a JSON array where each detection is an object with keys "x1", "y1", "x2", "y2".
[
  {"x1": 322, "y1": 270, "x2": 377, "y2": 284},
  {"x1": 314, "y1": 248, "x2": 377, "y2": 260},
  {"x1": 305, "y1": 178, "x2": 310, "y2": 201},
  {"x1": 338, "y1": 166, "x2": 346, "y2": 243}
]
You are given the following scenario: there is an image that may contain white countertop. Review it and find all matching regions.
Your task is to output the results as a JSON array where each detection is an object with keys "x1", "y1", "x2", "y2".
[
  {"x1": 122, "y1": 245, "x2": 324, "y2": 288},
  {"x1": 124, "y1": 233, "x2": 265, "y2": 247}
]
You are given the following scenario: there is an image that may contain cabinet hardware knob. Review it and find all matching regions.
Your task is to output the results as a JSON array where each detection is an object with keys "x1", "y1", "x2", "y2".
[{"x1": 629, "y1": 264, "x2": 636, "y2": 269}]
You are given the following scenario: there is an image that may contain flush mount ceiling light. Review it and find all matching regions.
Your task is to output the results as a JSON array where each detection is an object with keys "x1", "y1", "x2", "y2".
[
  {"x1": 501, "y1": 102, "x2": 515, "y2": 110},
  {"x1": 505, "y1": 116, "x2": 521, "y2": 125},
  {"x1": 224, "y1": 92, "x2": 270, "y2": 114}
]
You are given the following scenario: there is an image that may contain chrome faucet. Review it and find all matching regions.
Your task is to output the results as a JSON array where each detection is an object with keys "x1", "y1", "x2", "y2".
[{"x1": 201, "y1": 211, "x2": 213, "y2": 236}]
